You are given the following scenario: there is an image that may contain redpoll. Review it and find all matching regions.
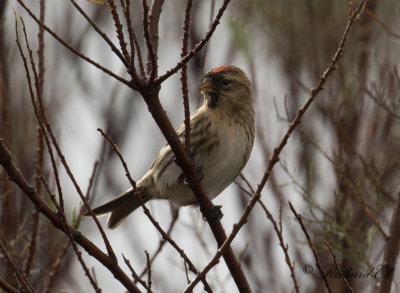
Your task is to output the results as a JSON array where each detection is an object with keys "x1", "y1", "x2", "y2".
[{"x1": 91, "y1": 66, "x2": 255, "y2": 228}]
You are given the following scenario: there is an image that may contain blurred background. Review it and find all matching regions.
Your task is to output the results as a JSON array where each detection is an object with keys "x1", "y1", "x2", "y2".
[{"x1": 1, "y1": 0, "x2": 400, "y2": 292}]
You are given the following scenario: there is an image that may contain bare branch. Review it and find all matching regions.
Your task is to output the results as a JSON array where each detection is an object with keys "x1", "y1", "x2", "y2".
[
  {"x1": 181, "y1": 0, "x2": 194, "y2": 155},
  {"x1": 324, "y1": 240, "x2": 354, "y2": 293},
  {"x1": 183, "y1": 2, "x2": 366, "y2": 290},
  {"x1": 155, "y1": 0, "x2": 231, "y2": 86},
  {"x1": 289, "y1": 202, "x2": 332, "y2": 293},
  {"x1": 0, "y1": 140, "x2": 142, "y2": 293},
  {"x1": 15, "y1": 0, "x2": 132, "y2": 87}
]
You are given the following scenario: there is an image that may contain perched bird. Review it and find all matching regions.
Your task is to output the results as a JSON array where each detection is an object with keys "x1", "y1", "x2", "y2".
[{"x1": 90, "y1": 66, "x2": 255, "y2": 228}]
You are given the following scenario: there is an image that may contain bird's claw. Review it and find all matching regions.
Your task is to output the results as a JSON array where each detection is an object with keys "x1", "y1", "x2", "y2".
[
  {"x1": 202, "y1": 205, "x2": 223, "y2": 223},
  {"x1": 184, "y1": 167, "x2": 203, "y2": 187}
]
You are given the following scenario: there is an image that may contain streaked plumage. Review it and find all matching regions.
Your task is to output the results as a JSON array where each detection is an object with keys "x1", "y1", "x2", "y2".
[{"x1": 91, "y1": 66, "x2": 255, "y2": 228}]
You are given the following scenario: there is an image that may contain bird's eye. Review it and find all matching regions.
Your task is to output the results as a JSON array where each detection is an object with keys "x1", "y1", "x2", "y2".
[{"x1": 222, "y1": 79, "x2": 232, "y2": 86}]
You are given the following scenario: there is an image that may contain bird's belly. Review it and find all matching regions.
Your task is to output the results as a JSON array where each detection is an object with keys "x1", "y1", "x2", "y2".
[{"x1": 164, "y1": 128, "x2": 248, "y2": 206}]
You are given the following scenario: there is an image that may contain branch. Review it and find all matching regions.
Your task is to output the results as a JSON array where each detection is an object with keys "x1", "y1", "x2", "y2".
[
  {"x1": 289, "y1": 202, "x2": 332, "y2": 293},
  {"x1": 15, "y1": 0, "x2": 132, "y2": 87},
  {"x1": 142, "y1": 0, "x2": 164, "y2": 83},
  {"x1": 0, "y1": 140, "x2": 142, "y2": 293},
  {"x1": 140, "y1": 90, "x2": 251, "y2": 292},
  {"x1": 97, "y1": 128, "x2": 213, "y2": 292},
  {"x1": 183, "y1": 2, "x2": 366, "y2": 290},
  {"x1": 181, "y1": 0, "x2": 194, "y2": 154},
  {"x1": 324, "y1": 240, "x2": 354, "y2": 293},
  {"x1": 154, "y1": 0, "x2": 231, "y2": 86},
  {"x1": 0, "y1": 241, "x2": 35, "y2": 293}
]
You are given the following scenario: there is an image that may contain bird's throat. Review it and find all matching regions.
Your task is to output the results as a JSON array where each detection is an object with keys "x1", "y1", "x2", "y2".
[{"x1": 206, "y1": 92, "x2": 219, "y2": 108}]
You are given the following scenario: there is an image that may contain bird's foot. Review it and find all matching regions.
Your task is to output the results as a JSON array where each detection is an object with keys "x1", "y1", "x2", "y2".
[
  {"x1": 184, "y1": 167, "x2": 203, "y2": 187},
  {"x1": 202, "y1": 205, "x2": 223, "y2": 223}
]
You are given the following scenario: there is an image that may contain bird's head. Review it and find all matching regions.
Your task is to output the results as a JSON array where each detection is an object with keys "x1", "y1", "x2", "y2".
[{"x1": 199, "y1": 66, "x2": 253, "y2": 111}]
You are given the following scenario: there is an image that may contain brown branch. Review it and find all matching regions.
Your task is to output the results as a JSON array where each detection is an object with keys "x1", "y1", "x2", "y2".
[
  {"x1": 108, "y1": 0, "x2": 130, "y2": 62},
  {"x1": 145, "y1": 250, "x2": 152, "y2": 292},
  {"x1": 0, "y1": 241, "x2": 35, "y2": 293},
  {"x1": 155, "y1": 0, "x2": 231, "y2": 86},
  {"x1": 69, "y1": 0, "x2": 130, "y2": 69},
  {"x1": 138, "y1": 210, "x2": 179, "y2": 278},
  {"x1": 142, "y1": 0, "x2": 162, "y2": 83},
  {"x1": 141, "y1": 88, "x2": 251, "y2": 292},
  {"x1": 135, "y1": 1, "x2": 251, "y2": 290},
  {"x1": 122, "y1": 254, "x2": 150, "y2": 291},
  {"x1": 378, "y1": 190, "x2": 400, "y2": 293},
  {"x1": 147, "y1": 0, "x2": 164, "y2": 82},
  {"x1": 289, "y1": 202, "x2": 332, "y2": 293},
  {"x1": 19, "y1": 17, "x2": 66, "y2": 212},
  {"x1": 97, "y1": 128, "x2": 137, "y2": 190},
  {"x1": 121, "y1": 0, "x2": 143, "y2": 83},
  {"x1": 0, "y1": 277, "x2": 17, "y2": 293},
  {"x1": 97, "y1": 128, "x2": 213, "y2": 292},
  {"x1": 41, "y1": 178, "x2": 101, "y2": 293},
  {"x1": 181, "y1": 0, "x2": 194, "y2": 155},
  {"x1": 16, "y1": 18, "x2": 119, "y2": 270},
  {"x1": 23, "y1": 129, "x2": 43, "y2": 276},
  {"x1": 15, "y1": 0, "x2": 132, "y2": 87},
  {"x1": 324, "y1": 240, "x2": 354, "y2": 293},
  {"x1": 21, "y1": 29, "x2": 117, "y2": 260},
  {"x1": 236, "y1": 176, "x2": 299, "y2": 293},
  {"x1": 183, "y1": 2, "x2": 366, "y2": 290},
  {"x1": 76, "y1": 161, "x2": 99, "y2": 225},
  {"x1": 365, "y1": 8, "x2": 400, "y2": 39},
  {"x1": 0, "y1": 140, "x2": 142, "y2": 293}
]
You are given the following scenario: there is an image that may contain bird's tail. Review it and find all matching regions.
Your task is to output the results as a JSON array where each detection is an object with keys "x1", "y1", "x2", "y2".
[{"x1": 89, "y1": 188, "x2": 151, "y2": 229}]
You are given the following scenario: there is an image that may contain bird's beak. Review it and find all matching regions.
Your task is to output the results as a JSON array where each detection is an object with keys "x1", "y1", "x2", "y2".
[{"x1": 199, "y1": 78, "x2": 218, "y2": 94}]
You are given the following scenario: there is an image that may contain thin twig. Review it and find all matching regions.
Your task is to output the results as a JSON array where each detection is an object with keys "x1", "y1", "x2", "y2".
[
  {"x1": 181, "y1": 0, "x2": 194, "y2": 155},
  {"x1": 145, "y1": 251, "x2": 152, "y2": 292},
  {"x1": 365, "y1": 8, "x2": 400, "y2": 39},
  {"x1": 142, "y1": 0, "x2": 158, "y2": 83},
  {"x1": 324, "y1": 240, "x2": 354, "y2": 293},
  {"x1": 0, "y1": 140, "x2": 141, "y2": 293},
  {"x1": 155, "y1": 0, "x2": 231, "y2": 86},
  {"x1": 70, "y1": 0, "x2": 130, "y2": 69},
  {"x1": 236, "y1": 175, "x2": 299, "y2": 293},
  {"x1": 41, "y1": 178, "x2": 101, "y2": 293},
  {"x1": 97, "y1": 128, "x2": 137, "y2": 190},
  {"x1": 23, "y1": 128, "x2": 43, "y2": 276},
  {"x1": 183, "y1": 2, "x2": 366, "y2": 290},
  {"x1": 122, "y1": 254, "x2": 150, "y2": 291},
  {"x1": 15, "y1": 0, "x2": 132, "y2": 87},
  {"x1": 16, "y1": 16, "x2": 118, "y2": 264},
  {"x1": 288, "y1": 202, "x2": 332, "y2": 293},
  {"x1": 138, "y1": 209, "x2": 179, "y2": 279},
  {"x1": 121, "y1": 0, "x2": 143, "y2": 83},
  {"x1": 97, "y1": 128, "x2": 213, "y2": 292},
  {"x1": 0, "y1": 241, "x2": 35, "y2": 293},
  {"x1": 20, "y1": 17, "x2": 66, "y2": 213}
]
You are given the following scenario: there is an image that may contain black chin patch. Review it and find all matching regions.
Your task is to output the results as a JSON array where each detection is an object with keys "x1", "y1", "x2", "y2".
[{"x1": 207, "y1": 92, "x2": 219, "y2": 108}]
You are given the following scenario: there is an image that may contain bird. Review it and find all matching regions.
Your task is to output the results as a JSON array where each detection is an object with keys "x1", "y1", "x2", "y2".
[{"x1": 90, "y1": 66, "x2": 255, "y2": 228}]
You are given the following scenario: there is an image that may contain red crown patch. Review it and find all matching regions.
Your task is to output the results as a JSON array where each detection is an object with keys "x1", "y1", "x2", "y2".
[{"x1": 211, "y1": 66, "x2": 231, "y2": 73}]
